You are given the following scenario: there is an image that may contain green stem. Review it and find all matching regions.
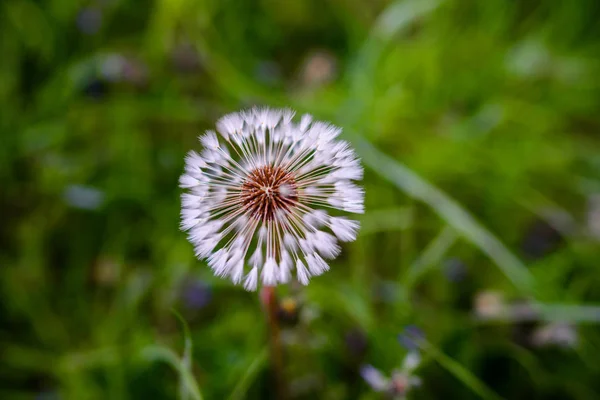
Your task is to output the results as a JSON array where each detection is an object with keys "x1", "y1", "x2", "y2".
[{"x1": 260, "y1": 286, "x2": 287, "y2": 400}]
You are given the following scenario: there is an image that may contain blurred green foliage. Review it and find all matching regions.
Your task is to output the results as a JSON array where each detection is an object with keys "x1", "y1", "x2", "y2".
[{"x1": 2, "y1": 0, "x2": 600, "y2": 399}]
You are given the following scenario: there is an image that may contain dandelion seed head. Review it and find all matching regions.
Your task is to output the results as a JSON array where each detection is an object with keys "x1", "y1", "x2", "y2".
[{"x1": 180, "y1": 107, "x2": 364, "y2": 290}]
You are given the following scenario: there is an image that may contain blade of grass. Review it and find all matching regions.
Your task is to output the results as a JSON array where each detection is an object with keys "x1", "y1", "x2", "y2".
[
  {"x1": 536, "y1": 304, "x2": 600, "y2": 323},
  {"x1": 421, "y1": 340, "x2": 505, "y2": 400},
  {"x1": 476, "y1": 303, "x2": 600, "y2": 324},
  {"x1": 373, "y1": 0, "x2": 442, "y2": 40},
  {"x1": 227, "y1": 347, "x2": 269, "y2": 400},
  {"x1": 346, "y1": 133, "x2": 536, "y2": 296},
  {"x1": 141, "y1": 345, "x2": 203, "y2": 400},
  {"x1": 403, "y1": 225, "x2": 458, "y2": 286},
  {"x1": 172, "y1": 310, "x2": 194, "y2": 400},
  {"x1": 337, "y1": 0, "x2": 536, "y2": 297}
]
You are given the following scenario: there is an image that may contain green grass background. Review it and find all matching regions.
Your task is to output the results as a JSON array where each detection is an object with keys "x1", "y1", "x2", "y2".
[{"x1": 1, "y1": 0, "x2": 600, "y2": 398}]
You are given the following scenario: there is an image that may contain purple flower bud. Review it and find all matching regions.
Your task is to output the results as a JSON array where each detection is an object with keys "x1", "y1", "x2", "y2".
[
  {"x1": 443, "y1": 258, "x2": 467, "y2": 282},
  {"x1": 397, "y1": 325, "x2": 425, "y2": 351},
  {"x1": 76, "y1": 8, "x2": 102, "y2": 35},
  {"x1": 181, "y1": 279, "x2": 212, "y2": 310}
]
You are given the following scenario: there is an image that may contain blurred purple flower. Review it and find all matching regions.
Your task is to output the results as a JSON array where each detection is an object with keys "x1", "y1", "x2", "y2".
[
  {"x1": 255, "y1": 61, "x2": 281, "y2": 85},
  {"x1": 36, "y1": 391, "x2": 60, "y2": 400},
  {"x1": 443, "y1": 258, "x2": 467, "y2": 282},
  {"x1": 121, "y1": 58, "x2": 148, "y2": 87},
  {"x1": 532, "y1": 322, "x2": 578, "y2": 349},
  {"x1": 397, "y1": 325, "x2": 424, "y2": 351},
  {"x1": 360, "y1": 364, "x2": 389, "y2": 392},
  {"x1": 82, "y1": 78, "x2": 107, "y2": 99},
  {"x1": 64, "y1": 185, "x2": 105, "y2": 210},
  {"x1": 77, "y1": 8, "x2": 102, "y2": 35},
  {"x1": 361, "y1": 351, "x2": 422, "y2": 398},
  {"x1": 100, "y1": 54, "x2": 127, "y2": 82},
  {"x1": 181, "y1": 279, "x2": 212, "y2": 310},
  {"x1": 345, "y1": 328, "x2": 368, "y2": 358},
  {"x1": 97, "y1": 53, "x2": 148, "y2": 87},
  {"x1": 521, "y1": 219, "x2": 563, "y2": 260},
  {"x1": 171, "y1": 41, "x2": 202, "y2": 73}
]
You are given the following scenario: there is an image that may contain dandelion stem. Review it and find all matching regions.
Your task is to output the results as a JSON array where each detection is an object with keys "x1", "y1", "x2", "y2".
[{"x1": 260, "y1": 285, "x2": 287, "y2": 399}]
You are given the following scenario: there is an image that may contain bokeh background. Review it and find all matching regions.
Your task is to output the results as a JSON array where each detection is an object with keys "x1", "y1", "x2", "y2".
[{"x1": 2, "y1": 0, "x2": 600, "y2": 399}]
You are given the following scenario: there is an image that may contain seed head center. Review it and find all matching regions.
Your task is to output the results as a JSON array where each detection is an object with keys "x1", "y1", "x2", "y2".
[{"x1": 241, "y1": 165, "x2": 298, "y2": 221}]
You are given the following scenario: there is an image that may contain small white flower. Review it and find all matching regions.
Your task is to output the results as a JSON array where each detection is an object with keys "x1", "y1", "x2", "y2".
[
  {"x1": 402, "y1": 352, "x2": 421, "y2": 372},
  {"x1": 532, "y1": 322, "x2": 578, "y2": 349},
  {"x1": 180, "y1": 107, "x2": 364, "y2": 290},
  {"x1": 361, "y1": 351, "x2": 422, "y2": 398},
  {"x1": 360, "y1": 364, "x2": 389, "y2": 392},
  {"x1": 474, "y1": 290, "x2": 506, "y2": 319}
]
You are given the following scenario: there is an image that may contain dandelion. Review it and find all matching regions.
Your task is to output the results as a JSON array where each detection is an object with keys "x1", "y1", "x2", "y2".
[{"x1": 180, "y1": 107, "x2": 364, "y2": 291}]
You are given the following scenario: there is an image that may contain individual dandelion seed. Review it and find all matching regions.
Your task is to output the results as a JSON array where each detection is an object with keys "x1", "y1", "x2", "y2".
[{"x1": 180, "y1": 107, "x2": 364, "y2": 291}]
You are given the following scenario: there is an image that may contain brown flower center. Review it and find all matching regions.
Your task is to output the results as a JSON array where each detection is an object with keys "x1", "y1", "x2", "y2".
[{"x1": 241, "y1": 165, "x2": 298, "y2": 221}]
